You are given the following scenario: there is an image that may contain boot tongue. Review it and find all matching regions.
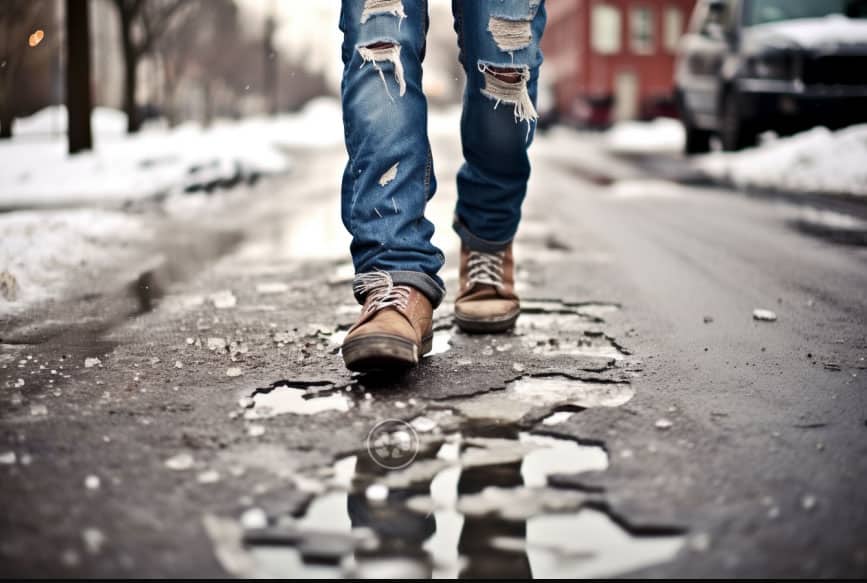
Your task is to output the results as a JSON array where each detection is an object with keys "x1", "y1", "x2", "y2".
[{"x1": 464, "y1": 281, "x2": 502, "y2": 300}]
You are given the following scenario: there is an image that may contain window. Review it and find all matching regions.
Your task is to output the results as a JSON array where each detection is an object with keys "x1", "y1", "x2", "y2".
[
  {"x1": 592, "y1": 4, "x2": 622, "y2": 55},
  {"x1": 630, "y1": 6, "x2": 655, "y2": 54},
  {"x1": 664, "y1": 7, "x2": 684, "y2": 52}
]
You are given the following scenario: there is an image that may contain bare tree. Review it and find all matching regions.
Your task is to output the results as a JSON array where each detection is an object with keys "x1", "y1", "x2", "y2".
[
  {"x1": 113, "y1": 0, "x2": 184, "y2": 133},
  {"x1": 0, "y1": 1, "x2": 48, "y2": 139},
  {"x1": 66, "y1": 0, "x2": 92, "y2": 154},
  {"x1": 193, "y1": 0, "x2": 247, "y2": 125},
  {"x1": 153, "y1": 0, "x2": 210, "y2": 126}
]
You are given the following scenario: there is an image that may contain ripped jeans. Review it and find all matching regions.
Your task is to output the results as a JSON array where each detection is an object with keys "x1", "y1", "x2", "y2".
[{"x1": 339, "y1": 0, "x2": 546, "y2": 307}]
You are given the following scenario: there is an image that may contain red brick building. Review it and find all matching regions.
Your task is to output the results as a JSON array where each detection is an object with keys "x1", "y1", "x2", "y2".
[{"x1": 541, "y1": 0, "x2": 697, "y2": 126}]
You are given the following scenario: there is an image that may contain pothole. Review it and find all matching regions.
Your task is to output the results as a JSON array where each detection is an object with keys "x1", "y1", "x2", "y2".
[
  {"x1": 213, "y1": 378, "x2": 682, "y2": 578},
  {"x1": 447, "y1": 376, "x2": 634, "y2": 424},
  {"x1": 211, "y1": 422, "x2": 681, "y2": 578},
  {"x1": 516, "y1": 305, "x2": 626, "y2": 360},
  {"x1": 243, "y1": 384, "x2": 353, "y2": 418}
]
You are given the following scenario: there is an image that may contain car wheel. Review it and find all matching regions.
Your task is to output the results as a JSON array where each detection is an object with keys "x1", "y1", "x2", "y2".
[
  {"x1": 684, "y1": 124, "x2": 713, "y2": 155},
  {"x1": 721, "y1": 92, "x2": 758, "y2": 152}
]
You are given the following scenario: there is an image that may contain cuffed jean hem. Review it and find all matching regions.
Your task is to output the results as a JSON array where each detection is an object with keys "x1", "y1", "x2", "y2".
[
  {"x1": 353, "y1": 270, "x2": 446, "y2": 309},
  {"x1": 452, "y1": 215, "x2": 513, "y2": 253}
]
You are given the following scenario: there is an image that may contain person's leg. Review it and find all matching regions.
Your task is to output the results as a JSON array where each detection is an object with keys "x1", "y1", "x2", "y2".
[
  {"x1": 340, "y1": 0, "x2": 445, "y2": 307},
  {"x1": 452, "y1": 0, "x2": 546, "y2": 248},
  {"x1": 339, "y1": 0, "x2": 443, "y2": 370},
  {"x1": 450, "y1": 0, "x2": 547, "y2": 333}
]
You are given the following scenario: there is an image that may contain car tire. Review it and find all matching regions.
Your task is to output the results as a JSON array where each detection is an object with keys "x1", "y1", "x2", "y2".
[
  {"x1": 684, "y1": 124, "x2": 713, "y2": 155},
  {"x1": 721, "y1": 92, "x2": 758, "y2": 152}
]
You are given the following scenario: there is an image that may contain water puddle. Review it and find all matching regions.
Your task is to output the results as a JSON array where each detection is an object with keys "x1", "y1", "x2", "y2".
[
  {"x1": 449, "y1": 376, "x2": 634, "y2": 424},
  {"x1": 517, "y1": 311, "x2": 625, "y2": 360},
  {"x1": 210, "y1": 377, "x2": 683, "y2": 578},
  {"x1": 244, "y1": 384, "x2": 352, "y2": 419},
  {"x1": 219, "y1": 421, "x2": 681, "y2": 578}
]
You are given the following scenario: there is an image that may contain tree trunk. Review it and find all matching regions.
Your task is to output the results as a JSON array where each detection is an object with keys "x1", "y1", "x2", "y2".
[
  {"x1": 66, "y1": 0, "x2": 93, "y2": 154},
  {"x1": 0, "y1": 115, "x2": 12, "y2": 139},
  {"x1": 202, "y1": 80, "x2": 214, "y2": 128},
  {"x1": 118, "y1": 8, "x2": 141, "y2": 134}
]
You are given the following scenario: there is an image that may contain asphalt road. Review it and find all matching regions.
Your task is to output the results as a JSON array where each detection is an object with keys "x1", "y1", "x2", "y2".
[{"x1": 1, "y1": 130, "x2": 865, "y2": 577}]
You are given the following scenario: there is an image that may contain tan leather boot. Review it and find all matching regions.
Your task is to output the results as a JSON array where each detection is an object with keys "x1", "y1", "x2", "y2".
[
  {"x1": 342, "y1": 272, "x2": 434, "y2": 371},
  {"x1": 454, "y1": 243, "x2": 520, "y2": 333}
]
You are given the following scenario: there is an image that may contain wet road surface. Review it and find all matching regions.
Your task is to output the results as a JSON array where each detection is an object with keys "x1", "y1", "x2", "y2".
[{"x1": 1, "y1": 129, "x2": 866, "y2": 577}]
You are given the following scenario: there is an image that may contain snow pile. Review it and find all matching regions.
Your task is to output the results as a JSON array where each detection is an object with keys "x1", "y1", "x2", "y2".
[
  {"x1": 241, "y1": 96, "x2": 344, "y2": 150},
  {"x1": 0, "y1": 210, "x2": 151, "y2": 312},
  {"x1": 698, "y1": 125, "x2": 867, "y2": 197},
  {"x1": 0, "y1": 98, "x2": 345, "y2": 209},
  {"x1": 606, "y1": 118, "x2": 686, "y2": 155},
  {"x1": 13, "y1": 106, "x2": 127, "y2": 137}
]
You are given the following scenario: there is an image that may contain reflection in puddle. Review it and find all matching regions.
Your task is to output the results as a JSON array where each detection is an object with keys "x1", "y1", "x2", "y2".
[
  {"x1": 230, "y1": 422, "x2": 682, "y2": 579},
  {"x1": 246, "y1": 385, "x2": 351, "y2": 419},
  {"x1": 519, "y1": 433, "x2": 606, "y2": 487},
  {"x1": 524, "y1": 510, "x2": 683, "y2": 578}
]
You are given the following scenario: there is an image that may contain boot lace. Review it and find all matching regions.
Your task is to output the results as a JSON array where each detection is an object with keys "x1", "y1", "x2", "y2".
[
  {"x1": 354, "y1": 271, "x2": 411, "y2": 313},
  {"x1": 467, "y1": 251, "x2": 505, "y2": 288}
]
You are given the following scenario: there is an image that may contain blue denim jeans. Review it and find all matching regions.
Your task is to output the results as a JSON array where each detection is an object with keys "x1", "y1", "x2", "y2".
[{"x1": 340, "y1": 0, "x2": 546, "y2": 307}]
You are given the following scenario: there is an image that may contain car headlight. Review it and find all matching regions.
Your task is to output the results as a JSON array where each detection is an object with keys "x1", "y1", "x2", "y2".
[{"x1": 747, "y1": 54, "x2": 797, "y2": 80}]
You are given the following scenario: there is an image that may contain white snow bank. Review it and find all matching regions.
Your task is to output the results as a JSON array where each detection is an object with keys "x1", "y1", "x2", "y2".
[
  {"x1": 13, "y1": 106, "x2": 127, "y2": 137},
  {"x1": 0, "y1": 209, "x2": 151, "y2": 312},
  {"x1": 606, "y1": 118, "x2": 686, "y2": 155},
  {"x1": 0, "y1": 98, "x2": 345, "y2": 209},
  {"x1": 698, "y1": 125, "x2": 867, "y2": 197}
]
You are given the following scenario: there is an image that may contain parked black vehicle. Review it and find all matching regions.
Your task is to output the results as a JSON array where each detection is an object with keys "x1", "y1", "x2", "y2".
[{"x1": 675, "y1": 0, "x2": 867, "y2": 153}]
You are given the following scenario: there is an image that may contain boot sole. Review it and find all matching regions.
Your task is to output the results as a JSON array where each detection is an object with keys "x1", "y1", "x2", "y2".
[
  {"x1": 342, "y1": 333, "x2": 433, "y2": 372},
  {"x1": 454, "y1": 309, "x2": 520, "y2": 334}
]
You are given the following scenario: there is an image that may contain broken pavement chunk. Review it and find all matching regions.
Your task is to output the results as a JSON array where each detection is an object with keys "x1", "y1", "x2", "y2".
[
  {"x1": 208, "y1": 337, "x2": 228, "y2": 352},
  {"x1": 655, "y1": 418, "x2": 673, "y2": 431},
  {"x1": 165, "y1": 453, "x2": 195, "y2": 471},
  {"x1": 210, "y1": 290, "x2": 237, "y2": 309},
  {"x1": 82, "y1": 528, "x2": 106, "y2": 555},
  {"x1": 752, "y1": 309, "x2": 777, "y2": 322}
]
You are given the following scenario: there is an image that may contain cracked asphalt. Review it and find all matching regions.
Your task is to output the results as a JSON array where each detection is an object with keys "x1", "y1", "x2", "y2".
[{"x1": 1, "y1": 129, "x2": 866, "y2": 578}]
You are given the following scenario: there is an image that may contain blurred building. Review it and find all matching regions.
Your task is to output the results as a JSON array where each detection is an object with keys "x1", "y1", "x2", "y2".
[{"x1": 541, "y1": 0, "x2": 697, "y2": 127}]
